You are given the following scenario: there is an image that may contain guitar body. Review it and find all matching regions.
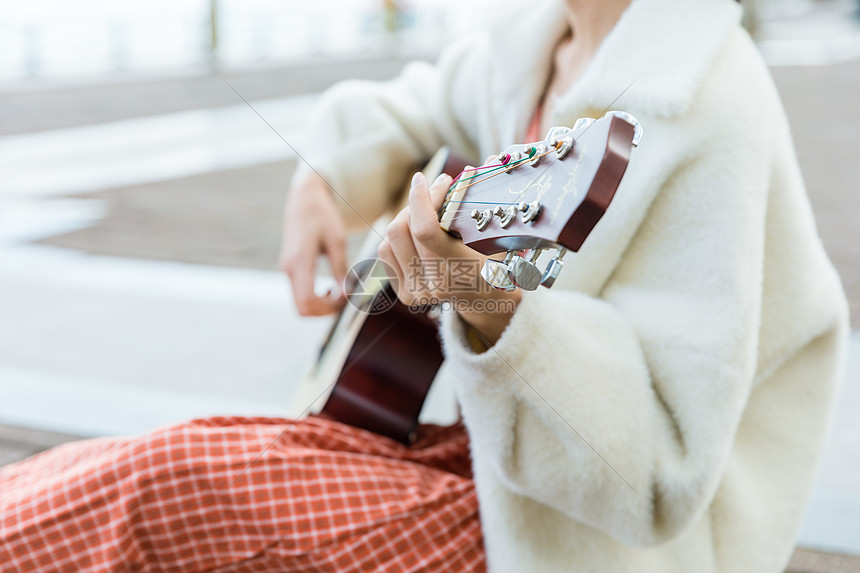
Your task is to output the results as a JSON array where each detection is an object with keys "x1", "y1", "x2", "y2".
[{"x1": 317, "y1": 293, "x2": 444, "y2": 443}]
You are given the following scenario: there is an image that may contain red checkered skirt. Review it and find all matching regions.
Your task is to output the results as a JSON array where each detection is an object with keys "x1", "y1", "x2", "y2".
[{"x1": 0, "y1": 416, "x2": 485, "y2": 572}]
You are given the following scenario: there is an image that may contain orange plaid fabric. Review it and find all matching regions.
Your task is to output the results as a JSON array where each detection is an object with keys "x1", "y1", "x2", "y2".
[{"x1": 0, "y1": 416, "x2": 485, "y2": 572}]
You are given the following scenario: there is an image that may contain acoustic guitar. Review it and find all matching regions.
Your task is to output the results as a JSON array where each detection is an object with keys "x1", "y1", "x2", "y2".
[{"x1": 302, "y1": 111, "x2": 643, "y2": 443}]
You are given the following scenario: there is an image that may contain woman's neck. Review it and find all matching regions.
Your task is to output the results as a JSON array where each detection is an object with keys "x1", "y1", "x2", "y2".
[
  {"x1": 543, "y1": 0, "x2": 631, "y2": 107},
  {"x1": 562, "y1": 0, "x2": 632, "y2": 57}
]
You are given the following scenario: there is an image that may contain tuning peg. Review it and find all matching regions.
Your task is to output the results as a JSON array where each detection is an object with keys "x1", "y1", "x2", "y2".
[
  {"x1": 553, "y1": 135, "x2": 574, "y2": 159},
  {"x1": 540, "y1": 248, "x2": 567, "y2": 288},
  {"x1": 603, "y1": 110, "x2": 643, "y2": 147},
  {"x1": 503, "y1": 151, "x2": 522, "y2": 173},
  {"x1": 523, "y1": 143, "x2": 548, "y2": 167},
  {"x1": 493, "y1": 205, "x2": 517, "y2": 228},
  {"x1": 470, "y1": 208, "x2": 493, "y2": 231},
  {"x1": 547, "y1": 126, "x2": 574, "y2": 159},
  {"x1": 517, "y1": 200, "x2": 541, "y2": 223},
  {"x1": 481, "y1": 252, "x2": 516, "y2": 292},
  {"x1": 506, "y1": 250, "x2": 543, "y2": 291}
]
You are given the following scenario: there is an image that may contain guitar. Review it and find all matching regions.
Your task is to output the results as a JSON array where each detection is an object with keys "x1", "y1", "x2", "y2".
[{"x1": 302, "y1": 111, "x2": 642, "y2": 443}]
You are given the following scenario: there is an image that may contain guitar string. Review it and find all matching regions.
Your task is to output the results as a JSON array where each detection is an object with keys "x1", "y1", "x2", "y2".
[
  {"x1": 435, "y1": 148, "x2": 558, "y2": 218},
  {"x1": 437, "y1": 133, "x2": 595, "y2": 218},
  {"x1": 444, "y1": 148, "x2": 545, "y2": 191},
  {"x1": 445, "y1": 149, "x2": 547, "y2": 192},
  {"x1": 441, "y1": 152, "x2": 548, "y2": 205}
]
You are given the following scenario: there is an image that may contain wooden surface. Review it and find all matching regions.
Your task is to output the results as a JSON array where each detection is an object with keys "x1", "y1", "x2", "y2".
[{"x1": 0, "y1": 424, "x2": 82, "y2": 467}]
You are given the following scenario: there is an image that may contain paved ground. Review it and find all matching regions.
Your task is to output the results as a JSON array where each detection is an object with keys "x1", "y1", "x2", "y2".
[
  {"x1": 787, "y1": 548, "x2": 860, "y2": 572},
  {"x1": 771, "y1": 60, "x2": 860, "y2": 327},
  {"x1": 0, "y1": 56, "x2": 424, "y2": 136},
  {"x1": 0, "y1": 424, "x2": 81, "y2": 467},
  {"x1": 37, "y1": 160, "x2": 297, "y2": 270}
]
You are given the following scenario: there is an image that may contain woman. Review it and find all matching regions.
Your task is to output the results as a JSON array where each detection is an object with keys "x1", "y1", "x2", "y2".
[{"x1": 1, "y1": 0, "x2": 848, "y2": 571}]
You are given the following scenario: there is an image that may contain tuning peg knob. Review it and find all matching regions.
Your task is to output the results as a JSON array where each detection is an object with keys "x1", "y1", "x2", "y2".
[
  {"x1": 481, "y1": 257, "x2": 516, "y2": 292},
  {"x1": 506, "y1": 254, "x2": 543, "y2": 291},
  {"x1": 528, "y1": 144, "x2": 548, "y2": 167},
  {"x1": 493, "y1": 205, "x2": 517, "y2": 228},
  {"x1": 517, "y1": 200, "x2": 541, "y2": 223},
  {"x1": 470, "y1": 208, "x2": 493, "y2": 231},
  {"x1": 540, "y1": 248, "x2": 567, "y2": 288},
  {"x1": 502, "y1": 151, "x2": 522, "y2": 173},
  {"x1": 555, "y1": 135, "x2": 574, "y2": 159}
]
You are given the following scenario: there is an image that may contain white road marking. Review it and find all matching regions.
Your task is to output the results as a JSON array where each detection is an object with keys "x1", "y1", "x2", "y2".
[{"x1": 0, "y1": 94, "x2": 318, "y2": 196}]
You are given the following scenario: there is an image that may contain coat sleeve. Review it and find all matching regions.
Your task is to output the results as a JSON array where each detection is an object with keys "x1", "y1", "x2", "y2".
[
  {"x1": 294, "y1": 38, "x2": 485, "y2": 227},
  {"x1": 438, "y1": 114, "x2": 792, "y2": 546}
]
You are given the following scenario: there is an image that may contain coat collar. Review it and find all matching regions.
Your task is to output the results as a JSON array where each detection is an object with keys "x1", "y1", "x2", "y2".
[{"x1": 485, "y1": 0, "x2": 742, "y2": 141}]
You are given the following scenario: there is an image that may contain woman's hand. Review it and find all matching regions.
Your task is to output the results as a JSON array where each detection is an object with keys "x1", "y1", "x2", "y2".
[
  {"x1": 280, "y1": 169, "x2": 348, "y2": 316},
  {"x1": 377, "y1": 170, "x2": 522, "y2": 346}
]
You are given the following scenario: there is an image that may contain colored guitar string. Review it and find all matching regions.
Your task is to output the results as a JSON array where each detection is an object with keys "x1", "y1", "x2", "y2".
[
  {"x1": 439, "y1": 147, "x2": 557, "y2": 217},
  {"x1": 445, "y1": 151, "x2": 535, "y2": 190},
  {"x1": 446, "y1": 147, "x2": 543, "y2": 193}
]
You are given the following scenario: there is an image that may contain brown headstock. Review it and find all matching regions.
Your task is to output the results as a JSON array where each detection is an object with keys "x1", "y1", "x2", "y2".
[
  {"x1": 438, "y1": 111, "x2": 641, "y2": 291},
  {"x1": 440, "y1": 112, "x2": 639, "y2": 254}
]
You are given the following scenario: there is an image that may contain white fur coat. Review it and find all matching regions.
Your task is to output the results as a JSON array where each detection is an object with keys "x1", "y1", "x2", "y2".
[{"x1": 298, "y1": 0, "x2": 850, "y2": 571}]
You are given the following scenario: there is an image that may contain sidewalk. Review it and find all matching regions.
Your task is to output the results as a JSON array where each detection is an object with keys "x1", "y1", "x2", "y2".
[
  {"x1": 0, "y1": 56, "x2": 421, "y2": 136},
  {"x1": 771, "y1": 59, "x2": 860, "y2": 328}
]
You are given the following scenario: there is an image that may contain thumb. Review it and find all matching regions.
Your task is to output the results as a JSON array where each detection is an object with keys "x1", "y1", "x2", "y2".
[{"x1": 408, "y1": 171, "x2": 453, "y2": 249}]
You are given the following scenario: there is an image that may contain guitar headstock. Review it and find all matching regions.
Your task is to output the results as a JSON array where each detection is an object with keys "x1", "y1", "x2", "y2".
[{"x1": 438, "y1": 110, "x2": 641, "y2": 291}]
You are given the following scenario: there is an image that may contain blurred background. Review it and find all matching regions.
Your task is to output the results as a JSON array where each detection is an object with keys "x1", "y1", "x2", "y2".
[{"x1": 0, "y1": 0, "x2": 858, "y2": 570}]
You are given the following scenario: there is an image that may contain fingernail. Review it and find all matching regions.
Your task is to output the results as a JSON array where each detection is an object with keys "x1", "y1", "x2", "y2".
[
  {"x1": 411, "y1": 172, "x2": 424, "y2": 188},
  {"x1": 433, "y1": 173, "x2": 449, "y2": 186}
]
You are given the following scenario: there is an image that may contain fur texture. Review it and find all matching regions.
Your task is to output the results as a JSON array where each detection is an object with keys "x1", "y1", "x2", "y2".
[{"x1": 298, "y1": 0, "x2": 850, "y2": 570}]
